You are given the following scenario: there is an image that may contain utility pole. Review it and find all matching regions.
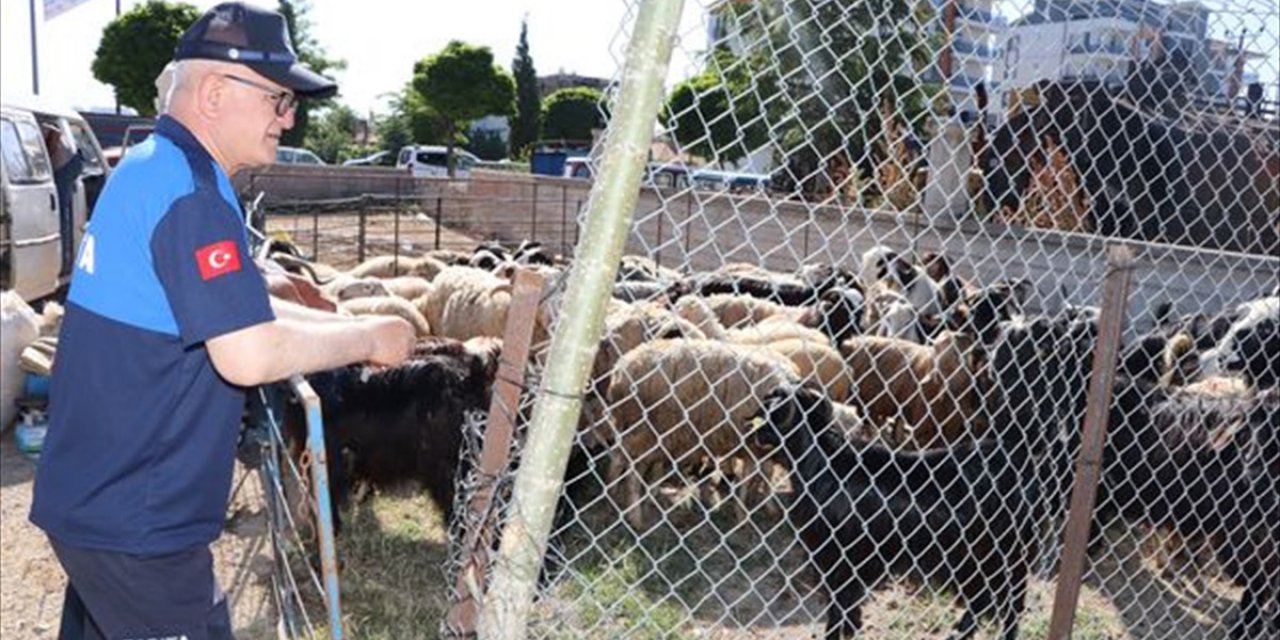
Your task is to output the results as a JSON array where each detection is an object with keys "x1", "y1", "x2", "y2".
[
  {"x1": 115, "y1": 0, "x2": 123, "y2": 113},
  {"x1": 29, "y1": 0, "x2": 39, "y2": 94}
]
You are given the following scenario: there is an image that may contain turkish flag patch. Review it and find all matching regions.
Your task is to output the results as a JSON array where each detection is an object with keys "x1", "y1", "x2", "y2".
[{"x1": 195, "y1": 240, "x2": 242, "y2": 281}]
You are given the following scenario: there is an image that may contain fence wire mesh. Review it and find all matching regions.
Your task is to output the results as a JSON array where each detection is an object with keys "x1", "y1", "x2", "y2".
[{"x1": 250, "y1": 0, "x2": 1277, "y2": 637}]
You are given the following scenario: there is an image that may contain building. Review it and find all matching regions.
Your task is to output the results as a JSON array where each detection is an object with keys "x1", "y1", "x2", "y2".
[
  {"x1": 999, "y1": 0, "x2": 1262, "y2": 111},
  {"x1": 536, "y1": 73, "x2": 610, "y2": 99},
  {"x1": 922, "y1": 0, "x2": 1009, "y2": 117}
]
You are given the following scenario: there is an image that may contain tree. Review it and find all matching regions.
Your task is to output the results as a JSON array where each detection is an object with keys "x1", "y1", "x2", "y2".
[
  {"x1": 466, "y1": 129, "x2": 508, "y2": 161},
  {"x1": 304, "y1": 104, "x2": 362, "y2": 163},
  {"x1": 412, "y1": 41, "x2": 516, "y2": 176},
  {"x1": 278, "y1": 0, "x2": 345, "y2": 147},
  {"x1": 541, "y1": 87, "x2": 607, "y2": 142},
  {"x1": 509, "y1": 18, "x2": 541, "y2": 157},
  {"x1": 665, "y1": 47, "x2": 771, "y2": 167},
  {"x1": 92, "y1": 1, "x2": 200, "y2": 116},
  {"x1": 728, "y1": 0, "x2": 937, "y2": 197}
]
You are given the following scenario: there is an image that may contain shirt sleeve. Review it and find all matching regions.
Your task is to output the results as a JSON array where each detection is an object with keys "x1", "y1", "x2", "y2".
[{"x1": 150, "y1": 191, "x2": 275, "y2": 347}]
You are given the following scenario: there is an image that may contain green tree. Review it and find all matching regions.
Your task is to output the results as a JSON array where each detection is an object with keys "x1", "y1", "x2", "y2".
[
  {"x1": 540, "y1": 87, "x2": 607, "y2": 142},
  {"x1": 278, "y1": 0, "x2": 345, "y2": 147},
  {"x1": 726, "y1": 0, "x2": 937, "y2": 196},
  {"x1": 509, "y1": 18, "x2": 541, "y2": 157},
  {"x1": 374, "y1": 87, "x2": 450, "y2": 159},
  {"x1": 466, "y1": 129, "x2": 508, "y2": 161},
  {"x1": 91, "y1": 1, "x2": 200, "y2": 116},
  {"x1": 304, "y1": 104, "x2": 361, "y2": 163},
  {"x1": 665, "y1": 48, "x2": 771, "y2": 167},
  {"x1": 412, "y1": 41, "x2": 516, "y2": 176}
]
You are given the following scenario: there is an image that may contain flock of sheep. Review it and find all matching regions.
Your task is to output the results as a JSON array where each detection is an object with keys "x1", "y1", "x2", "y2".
[{"x1": 257, "y1": 238, "x2": 1278, "y2": 639}]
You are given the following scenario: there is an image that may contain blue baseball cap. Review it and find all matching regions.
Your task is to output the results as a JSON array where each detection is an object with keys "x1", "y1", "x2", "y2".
[{"x1": 174, "y1": 2, "x2": 337, "y2": 99}]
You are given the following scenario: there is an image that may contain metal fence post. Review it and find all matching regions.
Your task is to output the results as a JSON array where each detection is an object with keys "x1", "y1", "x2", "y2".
[
  {"x1": 435, "y1": 197, "x2": 443, "y2": 251},
  {"x1": 357, "y1": 205, "x2": 367, "y2": 265},
  {"x1": 288, "y1": 375, "x2": 345, "y2": 640},
  {"x1": 531, "y1": 183, "x2": 539, "y2": 243},
  {"x1": 477, "y1": 1, "x2": 686, "y2": 637},
  {"x1": 1048, "y1": 244, "x2": 1135, "y2": 640}
]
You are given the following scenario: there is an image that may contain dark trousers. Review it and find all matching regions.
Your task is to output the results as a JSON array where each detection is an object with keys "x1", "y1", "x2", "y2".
[{"x1": 51, "y1": 539, "x2": 234, "y2": 640}]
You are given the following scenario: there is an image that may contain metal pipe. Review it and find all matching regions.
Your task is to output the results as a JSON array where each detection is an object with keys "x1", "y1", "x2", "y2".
[
  {"x1": 476, "y1": 1, "x2": 686, "y2": 637},
  {"x1": 289, "y1": 375, "x2": 345, "y2": 640}
]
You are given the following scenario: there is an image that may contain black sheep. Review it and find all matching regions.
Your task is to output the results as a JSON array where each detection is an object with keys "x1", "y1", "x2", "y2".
[
  {"x1": 752, "y1": 381, "x2": 1045, "y2": 640},
  {"x1": 284, "y1": 338, "x2": 501, "y2": 532},
  {"x1": 1102, "y1": 381, "x2": 1279, "y2": 638}
]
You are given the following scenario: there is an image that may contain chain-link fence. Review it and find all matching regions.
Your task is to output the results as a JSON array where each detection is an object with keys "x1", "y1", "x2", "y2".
[{"x1": 248, "y1": 0, "x2": 1277, "y2": 637}]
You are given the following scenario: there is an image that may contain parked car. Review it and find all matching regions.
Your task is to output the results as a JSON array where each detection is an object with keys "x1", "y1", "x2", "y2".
[
  {"x1": 1, "y1": 98, "x2": 108, "y2": 301},
  {"x1": 397, "y1": 145, "x2": 477, "y2": 178},
  {"x1": 342, "y1": 150, "x2": 395, "y2": 167},
  {"x1": 276, "y1": 146, "x2": 326, "y2": 165}
]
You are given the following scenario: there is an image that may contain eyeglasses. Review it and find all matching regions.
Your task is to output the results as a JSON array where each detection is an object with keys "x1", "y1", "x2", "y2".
[{"x1": 221, "y1": 74, "x2": 298, "y2": 117}]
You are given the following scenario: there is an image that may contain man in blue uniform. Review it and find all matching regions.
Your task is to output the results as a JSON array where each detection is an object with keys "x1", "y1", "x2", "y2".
[{"x1": 30, "y1": 4, "x2": 416, "y2": 638}]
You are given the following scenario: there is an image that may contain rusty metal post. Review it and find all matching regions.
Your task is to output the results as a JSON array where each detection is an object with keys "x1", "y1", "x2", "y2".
[
  {"x1": 435, "y1": 197, "x2": 444, "y2": 250},
  {"x1": 1048, "y1": 244, "x2": 1135, "y2": 640},
  {"x1": 531, "y1": 183, "x2": 539, "y2": 242},
  {"x1": 445, "y1": 269, "x2": 546, "y2": 638},
  {"x1": 357, "y1": 205, "x2": 367, "y2": 264}
]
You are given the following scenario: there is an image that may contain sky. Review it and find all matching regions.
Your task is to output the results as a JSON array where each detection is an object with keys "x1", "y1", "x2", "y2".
[
  {"x1": 1, "y1": 0, "x2": 1274, "y2": 115},
  {"x1": 0, "y1": 0, "x2": 712, "y2": 116}
]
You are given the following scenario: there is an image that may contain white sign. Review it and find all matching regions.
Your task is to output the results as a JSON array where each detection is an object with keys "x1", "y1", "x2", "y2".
[{"x1": 44, "y1": 0, "x2": 92, "y2": 21}]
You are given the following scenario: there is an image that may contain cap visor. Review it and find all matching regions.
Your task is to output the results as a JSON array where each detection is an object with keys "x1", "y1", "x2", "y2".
[{"x1": 252, "y1": 62, "x2": 338, "y2": 99}]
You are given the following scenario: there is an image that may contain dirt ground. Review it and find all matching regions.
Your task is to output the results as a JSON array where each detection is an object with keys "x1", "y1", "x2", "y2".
[{"x1": 1, "y1": 437, "x2": 278, "y2": 639}]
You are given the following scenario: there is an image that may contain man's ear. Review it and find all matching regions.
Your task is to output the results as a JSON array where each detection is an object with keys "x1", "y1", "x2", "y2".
[{"x1": 195, "y1": 72, "x2": 226, "y2": 120}]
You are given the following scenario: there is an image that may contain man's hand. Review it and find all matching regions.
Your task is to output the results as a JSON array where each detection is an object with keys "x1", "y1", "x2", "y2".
[{"x1": 362, "y1": 316, "x2": 416, "y2": 367}]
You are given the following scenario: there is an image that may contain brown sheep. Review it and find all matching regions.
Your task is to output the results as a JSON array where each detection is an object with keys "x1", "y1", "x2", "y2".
[
  {"x1": 606, "y1": 338, "x2": 800, "y2": 528},
  {"x1": 839, "y1": 331, "x2": 984, "y2": 449}
]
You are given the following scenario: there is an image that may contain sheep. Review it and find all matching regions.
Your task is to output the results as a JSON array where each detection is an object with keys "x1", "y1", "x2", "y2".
[
  {"x1": 417, "y1": 266, "x2": 512, "y2": 341},
  {"x1": 605, "y1": 338, "x2": 800, "y2": 527},
  {"x1": 284, "y1": 337, "x2": 502, "y2": 532},
  {"x1": 422, "y1": 248, "x2": 474, "y2": 267},
  {"x1": 339, "y1": 296, "x2": 432, "y2": 338},
  {"x1": 617, "y1": 254, "x2": 684, "y2": 285},
  {"x1": 380, "y1": 276, "x2": 433, "y2": 301},
  {"x1": 750, "y1": 376, "x2": 1045, "y2": 640},
  {"x1": 678, "y1": 293, "x2": 798, "y2": 330},
  {"x1": 1101, "y1": 381, "x2": 1279, "y2": 639},
  {"x1": 671, "y1": 295, "x2": 731, "y2": 340},
  {"x1": 693, "y1": 263, "x2": 819, "y2": 306},
  {"x1": 1200, "y1": 296, "x2": 1279, "y2": 388},
  {"x1": 758, "y1": 337, "x2": 855, "y2": 403},
  {"x1": 862, "y1": 288, "x2": 925, "y2": 343},
  {"x1": 348, "y1": 254, "x2": 426, "y2": 279},
  {"x1": 839, "y1": 330, "x2": 985, "y2": 448},
  {"x1": 325, "y1": 276, "x2": 390, "y2": 302},
  {"x1": 583, "y1": 302, "x2": 708, "y2": 449}
]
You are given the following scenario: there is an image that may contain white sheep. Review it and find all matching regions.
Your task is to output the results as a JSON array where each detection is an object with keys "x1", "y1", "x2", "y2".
[{"x1": 339, "y1": 296, "x2": 433, "y2": 338}]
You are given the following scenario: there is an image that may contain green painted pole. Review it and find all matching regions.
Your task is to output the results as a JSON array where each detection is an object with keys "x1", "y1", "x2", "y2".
[{"x1": 476, "y1": 1, "x2": 685, "y2": 637}]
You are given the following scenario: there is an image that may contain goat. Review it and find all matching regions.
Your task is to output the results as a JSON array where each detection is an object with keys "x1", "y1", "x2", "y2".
[
  {"x1": 751, "y1": 376, "x2": 1046, "y2": 640},
  {"x1": 284, "y1": 338, "x2": 501, "y2": 533},
  {"x1": 1102, "y1": 380, "x2": 1279, "y2": 639}
]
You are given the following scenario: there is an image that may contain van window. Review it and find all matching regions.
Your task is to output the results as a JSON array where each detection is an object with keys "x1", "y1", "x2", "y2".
[
  {"x1": 68, "y1": 122, "x2": 104, "y2": 172},
  {"x1": 398, "y1": 148, "x2": 412, "y2": 165},
  {"x1": 1, "y1": 118, "x2": 52, "y2": 183},
  {"x1": 416, "y1": 151, "x2": 448, "y2": 166}
]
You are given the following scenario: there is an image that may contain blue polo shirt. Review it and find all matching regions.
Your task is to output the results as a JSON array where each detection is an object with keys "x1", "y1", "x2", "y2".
[{"x1": 30, "y1": 116, "x2": 275, "y2": 555}]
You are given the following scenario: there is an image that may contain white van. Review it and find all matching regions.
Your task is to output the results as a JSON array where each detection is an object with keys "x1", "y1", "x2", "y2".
[
  {"x1": 397, "y1": 145, "x2": 477, "y2": 178},
  {"x1": 1, "y1": 99, "x2": 108, "y2": 301}
]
